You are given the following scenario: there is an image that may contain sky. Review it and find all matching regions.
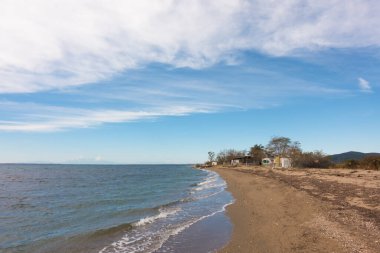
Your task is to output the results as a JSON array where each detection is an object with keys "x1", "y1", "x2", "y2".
[{"x1": 0, "y1": 0, "x2": 379, "y2": 164}]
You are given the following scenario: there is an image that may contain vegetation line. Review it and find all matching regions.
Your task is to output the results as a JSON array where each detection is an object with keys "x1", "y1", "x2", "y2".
[{"x1": 201, "y1": 136, "x2": 380, "y2": 170}]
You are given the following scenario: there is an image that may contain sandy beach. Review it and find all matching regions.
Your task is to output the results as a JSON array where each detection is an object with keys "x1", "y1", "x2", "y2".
[{"x1": 211, "y1": 166, "x2": 380, "y2": 253}]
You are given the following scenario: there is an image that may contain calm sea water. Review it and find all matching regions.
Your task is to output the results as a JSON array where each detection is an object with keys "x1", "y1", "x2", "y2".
[{"x1": 0, "y1": 164, "x2": 233, "y2": 253}]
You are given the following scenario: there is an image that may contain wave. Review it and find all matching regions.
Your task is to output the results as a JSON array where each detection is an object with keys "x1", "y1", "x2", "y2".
[
  {"x1": 134, "y1": 207, "x2": 180, "y2": 227},
  {"x1": 99, "y1": 201, "x2": 234, "y2": 253},
  {"x1": 90, "y1": 206, "x2": 180, "y2": 238},
  {"x1": 84, "y1": 204, "x2": 184, "y2": 242},
  {"x1": 192, "y1": 172, "x2": 226, "y2": 192},
  {"x1": 194, "y1": 182, "x2": 226, "y2": 191},
  {"x1": 151, "y1": 203, "x2": 233, "y2": 252},
  {"x1": 98, "y1": 168, "x2": 233, "y2": 253},
  {"x1": 196, "y1": 175, "x2": 217, "y2": 186},
  {"x1": 90, "y1": 222, "x2": 134, "y2": 238},
  {"x1": 118, "y1": 197, "x2": 192, "y2": 218}
]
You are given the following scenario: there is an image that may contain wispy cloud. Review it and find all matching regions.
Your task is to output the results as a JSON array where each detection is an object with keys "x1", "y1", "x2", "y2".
[
  {"x1": 0, "y1": 102, "x2": 213, "y2": 132},
  {"x1": 0, "y1": 1, "x2": 372, "y2": 132},
  {"x1": 358, "y1": 77, "x2": 372, "y2": 92},
  {"x1": 0, "y1": 71, "x2": 350, "y2": 132},
  {"x1": 1, "y1": 0, "x2": 379, "y2": 93}
]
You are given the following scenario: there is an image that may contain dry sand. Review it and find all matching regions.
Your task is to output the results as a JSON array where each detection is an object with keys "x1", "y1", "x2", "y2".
[{"x1": 211, "y1": 166, "x2": 380, "y2": 253}]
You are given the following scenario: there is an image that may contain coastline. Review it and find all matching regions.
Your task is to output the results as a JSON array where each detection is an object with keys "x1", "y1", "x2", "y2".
[
  {"x1": 209, "y1": 166, "x2": 380, "y2": 253},
  {"x1": 1, "y1": 164, "x2": 233, "y2": 253},
  {"x1": 154, "y1": 168, "x2": 234, "y2": 253}
]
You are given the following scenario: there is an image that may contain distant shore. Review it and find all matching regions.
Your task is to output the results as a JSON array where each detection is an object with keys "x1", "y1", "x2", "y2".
[{"x1": 210, "y1": 166, "x2": 380, "y2": 253}]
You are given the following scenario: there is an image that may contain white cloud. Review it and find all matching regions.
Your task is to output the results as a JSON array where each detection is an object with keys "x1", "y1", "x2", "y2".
[
  {"x1": 0, "y1": 0, "x2": 372, "y2": 132},
  {"x1": 358, "y1": 77, "x2": 372, "y2": 92},
  {"x1": 0, "y1": 101, "x2": 214, "y2": 132},
  {"x1": 0, "y1": 0, "x2": 380, "y2": 93},
  {"x1": 0, "y1": 74, "x2": 350, "y2": 132}
]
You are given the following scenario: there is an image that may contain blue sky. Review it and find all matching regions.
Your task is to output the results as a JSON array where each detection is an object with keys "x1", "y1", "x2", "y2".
[{"x1": 0, "y1": 0, "x2": 379, "y2": 163}]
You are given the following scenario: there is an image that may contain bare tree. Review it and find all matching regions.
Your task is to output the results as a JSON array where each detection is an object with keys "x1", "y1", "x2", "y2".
[
  {"x1": 295, "y1": 150, "x2": 331, "y2": 168},
  {"x1": 266, "y1": 137, "x2": 292, "y2": 157},
  {"x1": 216, "y1": 149, "x2": 245, "y2": 164},
  {"x1": 208, "y1": 151, "x2": 215, "y2": 162},
  {"x1": 288, "y1": 141, "x2": 302, "y2": 162}
]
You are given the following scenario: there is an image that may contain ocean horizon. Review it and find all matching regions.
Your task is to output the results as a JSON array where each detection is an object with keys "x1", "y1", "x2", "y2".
[{"x1": 0, "y1": 164, "x2": 233, "y2": 253}]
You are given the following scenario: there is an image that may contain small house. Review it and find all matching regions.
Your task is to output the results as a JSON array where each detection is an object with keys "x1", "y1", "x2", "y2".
[
  {"x1": 262, "y1": 157, "x2": 291, "y2": 168},
  {"x1": 280, "y1": 158, "x2": 291, "y2": 168},
  {"x1": 231, "y1": 159, "x2": 240, "y2": 166},
  {"x1": 262, "y1": 158, "x2": 272, "y2": 166},
  {"x1": 231, "y1": 155, "x2": 253, "y2": 166}
]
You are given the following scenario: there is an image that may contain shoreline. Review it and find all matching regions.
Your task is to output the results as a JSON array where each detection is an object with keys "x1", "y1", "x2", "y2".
[
  {"x1": 155, "y1": 168, "x2": 233, "y2": 253},
  {"x1": 210, "y1": 166, "x2": 380, "y2": 253},
  {"x1": 1, "y1": 164, "x2": 233, "y2": 253}
]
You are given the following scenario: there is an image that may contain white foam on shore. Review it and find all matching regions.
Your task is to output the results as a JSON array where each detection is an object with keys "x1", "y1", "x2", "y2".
[
  {"x1": 134, "y1": 207, "x2": 179, "y2": 227},
  {"x1": 99, "y1": 201, "x2": 234, "y2": 253},
  {"x1": 193, "y1": 169, "x2": 226, "y2": 192},
  {"x1": 197, "y1": 175, "x2": 217, "y2": 186},
  {"x1": 152, "y1": 201, "x2": 234, "y2": 252},
  {"x1": 99, "y1": 168, "x2": 233, "y2": 253},
  {"x1": 194, "y1": 182, "x2": 226, "y2": 191}
]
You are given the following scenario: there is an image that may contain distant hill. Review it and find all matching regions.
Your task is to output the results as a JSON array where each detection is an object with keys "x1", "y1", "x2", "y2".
[{"x1": 328, "y1": 151, "x2": 380, "y2": 164}]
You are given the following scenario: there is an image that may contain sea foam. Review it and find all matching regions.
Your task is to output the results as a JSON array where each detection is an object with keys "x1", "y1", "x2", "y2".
[{"x1": 99, "y1": 168, "x2": 233, "y2": 253}]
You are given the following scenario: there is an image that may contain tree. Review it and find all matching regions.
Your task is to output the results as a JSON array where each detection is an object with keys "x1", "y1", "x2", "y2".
[
  {"x1": 360, "y1": 155, "x2": 380, "y2": 170},
  {"x1": 208, "y1": 151, "x2": 215, "y2": 162},
  {"x1": 266, "y1": 136, "x2": 292, "y2": 157},
  {"x1": 249, "y1": 144, "x2": 265, "y2": 165},
  {"x1": 295, "y1": 151, "x2": 331, "y2": 168},
  {"x1": 216, "y1": 149, "x2": 245, "y2": 164},
  {"x1": 287, "y1": 141, "x2": 302, "y2": 162}
]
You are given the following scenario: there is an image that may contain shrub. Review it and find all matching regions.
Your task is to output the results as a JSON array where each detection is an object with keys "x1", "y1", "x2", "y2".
[
  {"x1": 295, "y1": 151, "x2": 331, "y2": 168},
  {"x1": 360, "y1": 156, "x2": 380, "y2": 170},
  {"x1": 344, "y1": 159, "x2": 360, "y2": 169}
]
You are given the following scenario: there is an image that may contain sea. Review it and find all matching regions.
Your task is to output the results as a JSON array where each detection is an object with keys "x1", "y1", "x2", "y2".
[{"x1": 0, "y1": 164, "x2": 233, "y2": 253}]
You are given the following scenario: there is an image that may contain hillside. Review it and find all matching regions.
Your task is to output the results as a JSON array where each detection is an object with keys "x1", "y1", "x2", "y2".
[{"x1": 329, "y1": 151, "x2": 380, "y2": 163}]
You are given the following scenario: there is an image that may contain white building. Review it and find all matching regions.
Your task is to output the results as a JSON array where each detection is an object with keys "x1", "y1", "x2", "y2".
[
  {"x1": 231, "y1": 159, "x2": 240, "y2": 166},
  {"x1": 262, "y1": 157, "x2": 291, "y2": 168},
  {"x1": 280, "y1": 158, "x2": 292, "y2": 168}
]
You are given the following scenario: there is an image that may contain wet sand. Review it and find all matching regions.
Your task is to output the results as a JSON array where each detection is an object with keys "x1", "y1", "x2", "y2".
[
  {"x1": 157, "y1": 212, "x2": 232, "y2": 253},
  {"x1": 211, "y1": 166, "x2": 380, "y2": 253}
]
